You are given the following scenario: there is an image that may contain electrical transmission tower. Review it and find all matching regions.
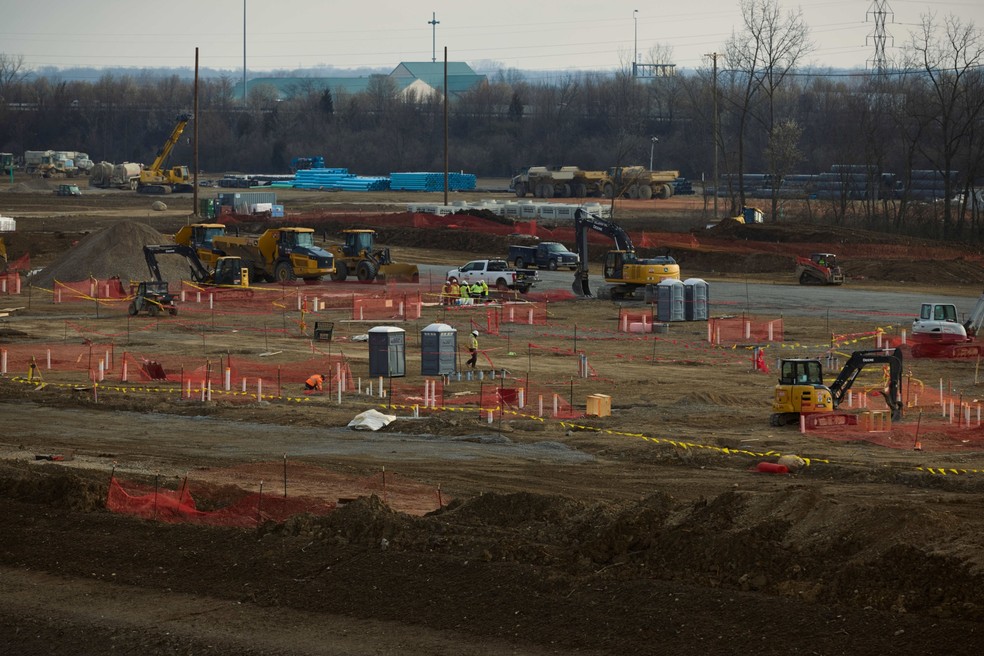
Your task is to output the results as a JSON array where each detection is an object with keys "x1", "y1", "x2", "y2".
[{"x1": 866, "y1": 0, "x2": 895, "y2": 73}]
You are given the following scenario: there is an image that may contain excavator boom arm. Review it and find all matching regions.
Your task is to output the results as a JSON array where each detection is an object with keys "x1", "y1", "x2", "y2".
[
  {"x1": 572, "y1": 208, "x2": 635, "y2": 296},
  {"x1": 144, "y1": 244, "x2": 211, "y2": 284},
  {"x1": 828, "y1": 348, "x2": 904, "y2": 420}
]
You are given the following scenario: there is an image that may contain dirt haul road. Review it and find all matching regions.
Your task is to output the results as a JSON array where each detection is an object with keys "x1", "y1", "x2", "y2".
[{"x1": 2, "y1": 182, "x2": 984, "y2": 655}]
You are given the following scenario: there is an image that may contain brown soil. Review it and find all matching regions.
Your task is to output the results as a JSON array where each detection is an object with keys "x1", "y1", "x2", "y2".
[{"x1": 3, "y1": 179, "x2": 984, "y2": 655}]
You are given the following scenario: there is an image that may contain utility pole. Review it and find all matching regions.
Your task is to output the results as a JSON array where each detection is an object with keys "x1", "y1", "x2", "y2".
[
  {"x1": 429, "y1": 12, "x2": 440, "y2": 63},
  {"x1": 632, "y1": 9, "x2": 639, "y2": 77},
  {"x1": 705, "y1": 52, "x2": 722, "y2": 221}
]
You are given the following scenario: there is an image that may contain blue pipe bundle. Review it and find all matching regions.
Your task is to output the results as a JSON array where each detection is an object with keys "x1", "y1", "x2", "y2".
[
  {"x1": 292, "y1": 167, "x2": 390, "y2": 191},
  {"x1": 390, "y1": 171, "x2": 476, "y2": 191}
]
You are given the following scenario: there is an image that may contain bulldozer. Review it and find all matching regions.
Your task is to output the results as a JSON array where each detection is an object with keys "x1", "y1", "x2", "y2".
[
  {"x1": 795, "y1": 253, "x2": 845, "y2": 285},
  {"x1": 326, "y1": 229, "x2": 419, "y2": 283},
  {"x1": 770, "y1": 348, "x2": 903, "y2": 426}
]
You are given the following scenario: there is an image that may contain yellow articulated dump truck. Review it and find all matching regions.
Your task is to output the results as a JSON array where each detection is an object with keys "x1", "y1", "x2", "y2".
[{"x1": 211, "y1": 227, "x2": 334, "y2": 283}]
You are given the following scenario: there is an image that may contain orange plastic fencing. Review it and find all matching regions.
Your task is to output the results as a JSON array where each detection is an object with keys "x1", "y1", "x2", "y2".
[
  {"x1": 352, "y1": 292, "x2": 422, "y2": 321},
  {"x1": 0, "y1": 272, "x2": 22, "y2": 295},
  {"x1": 106, "y1": 476, "x2": 337, "y2": 527},
  {"x1": 708, "y1": 317, "x2": 784, "y2": 344},
  {"x1": 385, "y1": 373, "x2": 582, "y2": 420},
  {"x1": 52, "y1": 277, "x2": 128, "y2": 301}
]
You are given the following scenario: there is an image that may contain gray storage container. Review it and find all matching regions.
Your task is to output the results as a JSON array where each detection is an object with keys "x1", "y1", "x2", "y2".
[
  {"x1": 683, "y1": 278, "x2": 709, "y2": 321},
  {"x1": 420, "y1": 322, "x2": 458, "y2": 375},
  {"x1": 368, "y1": 326, "x2": 406, "y2": 378},
  {"x1": 655, "y1": 279, "x2": 686, "y2": 322}
]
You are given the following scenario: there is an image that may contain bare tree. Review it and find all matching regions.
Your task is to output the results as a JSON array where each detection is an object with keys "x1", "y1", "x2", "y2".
[
  {"x1": 0, "y1": 53, "x2": 28, "y2": 100},
  {"x1": 902, "y1": 12, "x2": 984, "y2": 239},
  {"x1": 724, "y1": 0, "x2": 813, "y2": 218}
]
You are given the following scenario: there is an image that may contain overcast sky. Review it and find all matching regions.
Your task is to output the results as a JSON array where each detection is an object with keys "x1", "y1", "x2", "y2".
[{"x1": 1, "y1": 0, "x2": 981, "y2": 75}]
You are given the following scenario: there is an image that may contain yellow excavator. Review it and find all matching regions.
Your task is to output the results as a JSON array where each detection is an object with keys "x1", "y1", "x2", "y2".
[
  {"x1": 571, "y1": 209, "x2": 680, "y2": 300},
  {"x1": 325, "y1": 229, "x2": 419, "y2": 282},
  {"x1": 137, "y1": 113, "x2": 193, "y2": 194},
  {"x1": 770, "y1": 348, "x2": 903, "y2": 426}
]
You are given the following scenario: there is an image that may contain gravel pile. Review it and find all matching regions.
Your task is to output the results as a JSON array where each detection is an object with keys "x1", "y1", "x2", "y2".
[{"x1": 31, "y1": 221, "x2": 192, "y2": 288}]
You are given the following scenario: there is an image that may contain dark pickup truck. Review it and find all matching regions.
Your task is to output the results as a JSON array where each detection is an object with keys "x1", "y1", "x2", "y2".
[{"x1": 508, "y1": 242, "x2": 579, "y2": 271}]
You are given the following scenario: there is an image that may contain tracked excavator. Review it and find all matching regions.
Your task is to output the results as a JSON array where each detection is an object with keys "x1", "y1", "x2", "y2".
[
  {"x1": 571, "y1": 208, "x2": 679, "y2": 300},
  {"x1": 770, "y1": 348, "x2": 904, "y2": 426},
  {"x1": 143, "y1": 244, "x2": 248, "y2": 288}
]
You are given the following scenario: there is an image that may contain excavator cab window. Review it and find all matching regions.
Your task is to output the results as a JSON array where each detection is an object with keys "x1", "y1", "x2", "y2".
[
  {"x1": 213, "y1": 258, "x2": 243, "y2": 286},
  {"x1": 604, "y1": 252, "x2": 627, "y2": 280},
  {"x1": 779, "y1": 360, "x2": 823, "y2": 386}
]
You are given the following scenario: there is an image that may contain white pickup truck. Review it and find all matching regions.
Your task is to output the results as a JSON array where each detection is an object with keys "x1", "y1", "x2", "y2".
[{"x1": 446, "y1": 259, "x2": 538, "y2": 294}]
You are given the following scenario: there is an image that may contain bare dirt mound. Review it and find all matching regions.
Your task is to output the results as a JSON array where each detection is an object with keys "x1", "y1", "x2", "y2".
[{"x1": 30, "y1": 221, "x2": 188, "y2": 288}]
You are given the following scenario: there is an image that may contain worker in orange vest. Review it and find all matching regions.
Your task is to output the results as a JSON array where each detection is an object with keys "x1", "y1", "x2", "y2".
[{"x1": 304, "y1": 373, "x2": 327, "y2": 391}]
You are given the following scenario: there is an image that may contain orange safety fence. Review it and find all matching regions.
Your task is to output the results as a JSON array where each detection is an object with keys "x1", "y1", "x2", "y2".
[
  {"x1": 51, "y1": 277, "x2": 128, "y2": 301},
  {"x1": 708, "y1": 317, "x2": 784, "y2": 344},
  {"x1": 352, "y1": 292, "x2": 422, "y2": 321},
  {"x1": 0, "y1": 272, "x2": 22, "y2": 295},
  {"x1": 106, "y1": 475, "x2": 337, "y2": 527},
  {"x1": 384, "y1": 373, "x2": 583, "y2": 420}
]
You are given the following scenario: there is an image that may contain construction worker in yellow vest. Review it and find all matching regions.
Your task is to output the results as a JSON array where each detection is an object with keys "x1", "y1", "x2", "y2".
[
  {"x1": 446, "y1": 280, "x2": 459, "y2": 304},
  {"x1": 459, "y1": 280, "x2": 471, "y2": 304},
  {"x1": 469, "y1": 280, "x2": 483, "y2": 301},
  {"x1": 479, "y1": 279, "x2": 489, "y2": 299},
  {"x1": 467, "y1": 330, "x2": 479, "y2": 368}
]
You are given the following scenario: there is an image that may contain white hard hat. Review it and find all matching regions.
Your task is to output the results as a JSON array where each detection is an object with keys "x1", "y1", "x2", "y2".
[{"x1": 471, "y1": 330, "x2": 479, "y2": 336}]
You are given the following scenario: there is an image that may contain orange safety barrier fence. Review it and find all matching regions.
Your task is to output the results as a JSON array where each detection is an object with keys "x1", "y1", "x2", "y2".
[
  {"x1": 384, "y1": 373, "x2": 583, "y2": 420},
  {"x1": 352, "y1": 292, "x2": 422, "y2": 321},
  {"x1": 52, "y1": 277, "x2": 128, "y2": 301},
  {"x1": 106, "y1": 476, "x2": 337, "y2": 527},
  {"x1": 708, "y1": 317, "x2": 784, "y2": 344},
  {"x1": 0, "y1": 272, "x2": 22, "y2": 295}
]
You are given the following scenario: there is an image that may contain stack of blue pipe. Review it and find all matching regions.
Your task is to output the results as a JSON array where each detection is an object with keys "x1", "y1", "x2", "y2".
[
  {"x1": 292, "y1": 168, "x2": 390, "y2": 191},
  {"x1": 390, "y1": 171, "x2": 476, "y2": 191}
]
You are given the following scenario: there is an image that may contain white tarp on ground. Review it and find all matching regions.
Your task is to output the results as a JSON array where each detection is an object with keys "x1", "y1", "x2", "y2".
[{"x1": 347, "y1": 409, "x2": 397, "y2": 431}]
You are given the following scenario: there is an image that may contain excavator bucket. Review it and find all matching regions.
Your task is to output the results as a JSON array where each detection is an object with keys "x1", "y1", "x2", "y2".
[
  {"x1": 376, "y1": 263, "x2": 419, "y2": 283},
  {"x1": 573, "y1": 272, "x2": 592, "y2": 297}
]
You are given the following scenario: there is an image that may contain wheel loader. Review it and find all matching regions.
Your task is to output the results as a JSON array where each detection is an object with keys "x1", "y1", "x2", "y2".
[{"x1": 326, "y1": 229, "x2": 419, "y2": 283}]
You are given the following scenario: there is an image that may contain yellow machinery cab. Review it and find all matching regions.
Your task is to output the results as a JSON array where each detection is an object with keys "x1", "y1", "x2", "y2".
[{"x1": 771, "y1": 358, "x2": 834, "y2": 426}]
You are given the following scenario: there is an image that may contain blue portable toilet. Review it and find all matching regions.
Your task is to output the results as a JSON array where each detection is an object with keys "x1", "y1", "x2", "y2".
[
  {"x1": 655, "y1": 279, "x2": 686, "y2": 322},
  {"x1": 420, "y1": 322, "x2": 458, "y2": 375},
  {"x1": 368, "y1": 326, "x2": 406, "y2": 377},
  {"x1": 683, "y1": 278, "x2": 709, "y2": 321}
]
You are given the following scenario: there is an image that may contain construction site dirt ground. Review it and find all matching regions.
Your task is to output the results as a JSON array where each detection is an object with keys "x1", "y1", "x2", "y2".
[{"x1": 3, "y1": 180, "x2": 984, "y2": 655}]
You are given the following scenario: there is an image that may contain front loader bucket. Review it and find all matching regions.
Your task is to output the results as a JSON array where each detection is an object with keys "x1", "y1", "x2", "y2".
[{"x1": 377, "y1": 263, "x2": 420, "y2": 283}]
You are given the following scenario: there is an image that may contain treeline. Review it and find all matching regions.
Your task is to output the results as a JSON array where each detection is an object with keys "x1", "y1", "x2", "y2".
[{"x1": 1, "y1": 5, "x2": 982, "y2": 242}]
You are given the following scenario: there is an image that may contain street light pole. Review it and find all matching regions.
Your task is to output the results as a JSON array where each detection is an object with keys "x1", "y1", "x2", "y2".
[
  {"x1": 633, "y1": 9, "x2": 639, "y2": 76},
  {"x1": 649, "y1": 137, "x2": 658, "y2": 171}
]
